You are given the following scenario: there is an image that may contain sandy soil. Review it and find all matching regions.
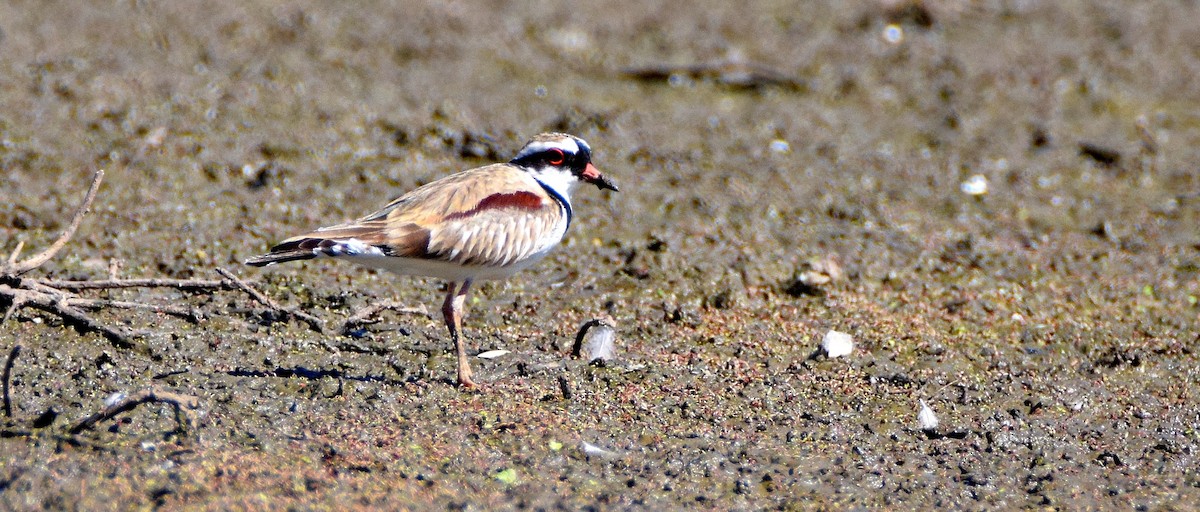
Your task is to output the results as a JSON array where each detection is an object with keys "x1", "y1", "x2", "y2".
[{"x1": 2, "y1": 0, "x2": 1199, "y2": 509}]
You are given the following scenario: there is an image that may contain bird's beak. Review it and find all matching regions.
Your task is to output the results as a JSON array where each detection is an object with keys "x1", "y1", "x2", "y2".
[{"x1": 582, "y1": 163, "x2": 619, "y2": 192}]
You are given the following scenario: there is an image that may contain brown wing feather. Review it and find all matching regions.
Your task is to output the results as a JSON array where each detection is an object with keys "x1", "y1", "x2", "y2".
[
  {"x1": 361, "y1": 164, "x2": 536, "y2": 224},
  {"x1": 248, "y1": 164, "x2": 565, "y2": 269},
  {"x1": 385, "y1": 165, "x2": 565, "y2": 267}
]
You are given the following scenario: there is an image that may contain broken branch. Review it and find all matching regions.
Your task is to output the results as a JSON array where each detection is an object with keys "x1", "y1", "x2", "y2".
[
  {"x1": 1, "y1": 283, "x2": 148, "y2": 354},
  {"x1": 215, "y1": 267, "x2": 325, "y2": 333},
  {"x1": 3, "y1": 169, "x2": 104, "y2": 276},
  {"x1": 6, "y1": 241, "x2": 24, "y2": 266},
  {"x1": 34, "y1": 277, "x2": 238, "y2": 292}
]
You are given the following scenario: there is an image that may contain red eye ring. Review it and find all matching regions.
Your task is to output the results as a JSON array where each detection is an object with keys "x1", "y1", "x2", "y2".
[{"x1": 547, "y1": 148, "x2": 565, "y2": 166}]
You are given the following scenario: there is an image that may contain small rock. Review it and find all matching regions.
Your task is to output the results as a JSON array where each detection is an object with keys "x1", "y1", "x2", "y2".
[
  {"x1": 821, "y1": 330, "x2": 854, "y2": 358},
  {"x1": 960, "y1": 174, "x2": 988, "y2": 196},
  {"x1": 882, "y1": 23, "x2": 904, "y2": 45},
  {"x1": 494, "y1": 468, "x2": 518, "y2": 485},
  {"x1": 31, "y1": 407, "x2": 58, "y2": 428},
  {"x1": 789, "y1": 255, "x2": 843, "y2": 295},
  {"x1": 1079, "y1": 142, "x2": 1121, "y2": 167},
  {"x1": 142, "y1": 126, "x2": 167, "y2": 148}
]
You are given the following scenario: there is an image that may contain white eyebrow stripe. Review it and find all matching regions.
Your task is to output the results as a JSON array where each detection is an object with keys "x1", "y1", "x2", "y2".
[{"x1": 514, "y1": 138, "x2": 579, "y2": 160}]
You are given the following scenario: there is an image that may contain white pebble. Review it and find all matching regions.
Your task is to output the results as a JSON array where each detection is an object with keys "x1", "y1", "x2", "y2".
[
  {"x1": 883, "y1": 24, "x2": 904, "y2": 45},
  {"x1": 821, "y1": 330, "x2": 854, "y2": 358},
  {"x1": 768, "y1": 139, "x2": 791, "y2": 154},
  {"x1": 960, "y1": 174, "x2": 989, "y2": 196},
  {"x1": 918, "y1": 400, "x2": 939, "y2": 431}
]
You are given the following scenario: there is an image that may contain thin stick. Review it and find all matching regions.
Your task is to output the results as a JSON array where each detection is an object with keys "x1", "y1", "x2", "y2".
[
  {"x1": 6, "y1": 240, "x2": 24, "y2": 266},
  {"x1": 4, "y1": 169, "x2": 105, "y2": 276},
  {"x1": 68, "y1": 297, "x2": 201, "y2": 322},
  {"x1": 68, "y1": 387, "x2": 201, "y2": 435},
  {"x1": 35, "y1": 277, "x2": 237, "y2": 291},
  {"x1": 1, "y1": 284, "x2": 147, "y2": 353},
  {"x1": 47, "y1": 301, "x2": 144, "y2": 352},
  {"x1": 215, "y1": 267, "x2": 325, "y2": 333},
  {"x1": 3, "y1": 345, "x2": 20, "y2": 418},
  {"x1": 2, "y1": 294, "x2": 24, "y2": 324},
  {"x1": 214, "y1": 268, "x2": 275, "y2": 307},
  {"x1": 0, "y1": 170, "x2": 231, "y2": 351},
  {"x1": 925, "y1": 378, "x2": 963, "y2": 401},
  {"x1": 341, "y1": 300, "x2": 429, "y2": 333}
]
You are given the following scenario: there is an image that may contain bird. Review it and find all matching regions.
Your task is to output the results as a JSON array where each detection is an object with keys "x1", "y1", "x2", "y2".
[{"x1": 245, "y1": 132, "x2": 618, "y2": 388}]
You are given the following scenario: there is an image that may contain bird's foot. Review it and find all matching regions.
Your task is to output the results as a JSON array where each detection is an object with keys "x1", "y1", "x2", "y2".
[{"x1": 457, "y1": 372, "x2": 478, "y2": 390}]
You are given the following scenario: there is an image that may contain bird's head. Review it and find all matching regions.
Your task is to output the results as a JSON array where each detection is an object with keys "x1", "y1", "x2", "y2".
[{"x1": 511, "y1": 133, "x2": 619, "y2": 194}]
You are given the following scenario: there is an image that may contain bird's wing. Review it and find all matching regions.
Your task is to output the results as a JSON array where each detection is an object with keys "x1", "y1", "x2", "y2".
[{"x1": 251, "y1": 164, "x2": 567, "y2": 268}]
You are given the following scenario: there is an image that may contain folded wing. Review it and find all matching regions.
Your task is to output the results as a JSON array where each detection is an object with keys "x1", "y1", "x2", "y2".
[{"x1": 245, "y1": 164, "x2": 567, "y2": 270}]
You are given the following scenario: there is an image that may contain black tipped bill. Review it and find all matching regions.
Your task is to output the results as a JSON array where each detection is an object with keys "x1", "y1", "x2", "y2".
[{"x1": 582, "y1": 163, "x2": 619, "y2": 192}]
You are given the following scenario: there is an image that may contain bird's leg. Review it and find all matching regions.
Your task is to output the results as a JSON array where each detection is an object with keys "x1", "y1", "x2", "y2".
[{"x1": 442, "y1": 280, "x2": 476, "y2": 388}]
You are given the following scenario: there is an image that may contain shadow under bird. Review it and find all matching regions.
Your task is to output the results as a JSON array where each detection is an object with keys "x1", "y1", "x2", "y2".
[{"x1": 245, "y1": 132, "x2": 618, "y2": 388}]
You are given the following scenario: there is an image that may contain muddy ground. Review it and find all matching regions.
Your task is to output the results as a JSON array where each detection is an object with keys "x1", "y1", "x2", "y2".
[{"x1": 2, "y1": 0, "x2": 1199, "y2": 509}]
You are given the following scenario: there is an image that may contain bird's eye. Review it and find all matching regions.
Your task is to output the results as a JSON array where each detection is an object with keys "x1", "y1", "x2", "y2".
[{"x1": 546, "y1": 148, "x2": 565, "y2": 166}]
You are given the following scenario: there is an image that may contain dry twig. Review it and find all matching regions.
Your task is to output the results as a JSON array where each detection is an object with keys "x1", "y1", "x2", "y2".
[
  {"x1": 341, "y1": 300, "x2": 429, "y2": 334},
  {"x1": 0, "y1": 283, "x2": 147, "y2": 352},
  {"x1": 215, "y1": 267, "x2": 325, "y2": 333},
  {"x1": 621, "y1": 56, "x2": 806, "y2": 91},
  {"x1": 0, "y1": 170, "x2": 140, "y2": 348},
  {"x1": 68, "y1": 387, "x2": 201, "y2": 436},
  {"x1": 1, "y1": 348, "x2": 201, "y2": 448},
  {"x1": 35, "y1": 277, "x2": 237, "y2": 291},
  {"x1": 66, "y1": 297, "x2": 200, "y2": 321},
  {"x1": 1, "y1": 169, "x2": 250, "y2": 351},
  {"x1": 2, "y1": 170, "x2": 105, "y2": 276},
  {"x1": 6, "y1": 241, "x2": 24, "y2": 266}
]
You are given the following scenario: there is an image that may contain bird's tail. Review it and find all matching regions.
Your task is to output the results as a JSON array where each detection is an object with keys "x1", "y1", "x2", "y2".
[
  {"x1": 245, "y1": 235, "x2": 389, "y2": 266},
  {"x1": 244, "y1": 239, "x2": 323, "y2": 267}
]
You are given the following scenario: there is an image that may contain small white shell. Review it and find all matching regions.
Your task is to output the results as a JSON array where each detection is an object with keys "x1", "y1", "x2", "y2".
[
  {"x1": 581, "y1": 442, "x2": 615, "y2": 457},
  {"x1": 104, "y1": 392, "x2": 126, "y2": 408},
  {"x1": 573, "y1": 318, "x2": 617, "y2": 363},
  {"x1": 477, "y1": 349, "x2": 510, "y2": 360},
  {"x1": 918, "y1": 400, "x2": 940, "y2": 431}
]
